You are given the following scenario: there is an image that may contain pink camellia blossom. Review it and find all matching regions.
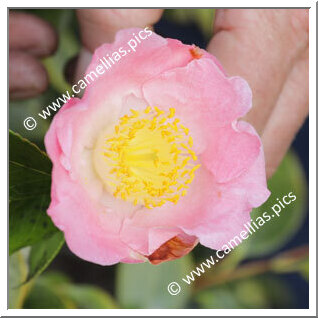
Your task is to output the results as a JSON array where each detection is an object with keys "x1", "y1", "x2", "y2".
[{"x1": 45, "y1": 28, "x2": 270, "y2": 266}]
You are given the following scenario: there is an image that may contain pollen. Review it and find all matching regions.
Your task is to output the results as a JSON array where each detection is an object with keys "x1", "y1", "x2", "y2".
[{"x1": 98, "y1": 106, "x2": 200, "y2": 209}]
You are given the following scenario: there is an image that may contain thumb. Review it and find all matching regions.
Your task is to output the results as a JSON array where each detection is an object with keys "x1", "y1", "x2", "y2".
[
  {"x1": 77, "y1": 9, "x2": 163, "y2": 52},
  {"x1": 74, "y1": 9, "x2": 163, "y2": 85}
]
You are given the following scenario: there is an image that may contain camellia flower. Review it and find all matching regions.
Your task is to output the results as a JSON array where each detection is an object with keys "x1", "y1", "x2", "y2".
[{"x1": 45, "y1": 28, "x2": 270, "y2": 265}]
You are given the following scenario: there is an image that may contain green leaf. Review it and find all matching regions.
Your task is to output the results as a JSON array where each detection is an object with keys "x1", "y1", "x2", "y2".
[
  {"x1": 9, "y1": 251, "x2": 31, "y2": 308},
  {"x1": 257, "y1": 275, "x2": 294, "y2": 308},
  {"x1": 23, "y1": 281, "x2": 70, "y2": 309},
  {"x1": 24, "y1": 231, "x2": 65, "y2": 284},
  {"x1": 9, "y1": 129, "x2": 51, "y2": 174},
  {"x1": 37, "y1": 271, "x2": 72, "y2": 284},
  {"x1": 9, "y1": 130, "x2": 58, "y2": 254},
  {"x1": 24, "y1": 272, "x2": 117, "y2": 309},
  {"x1": 246, "y1": 151, "x2": 307, "y2": 257},
  {"x1": 9, "y1": 88, "x2": 58, "y2": 145},
  {"x1": 195, "y1": 275, "x2": 293, "y2": 309},
  {"x1": 61, "y1": 285, "x2": 118, "y2": 309},
  {"x1": 195, "y1": 284, "x2": 243, "y2": 309},
  {"x1": 116, "y1": 255, "x2": 194, "y2": 309}
]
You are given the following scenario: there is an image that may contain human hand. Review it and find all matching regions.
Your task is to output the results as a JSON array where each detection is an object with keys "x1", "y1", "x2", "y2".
[
  {"x1": 9, "y1": 11, "x2": 58, "y2": 99},
  {"x1": 207, "y1": 9, "x2": 309, "y2": 178},
  {"x1": 75, "y1": 9, "x2": 309, "y2": 178},
  {"x1": 74, "y1": 9, "x2": 163, "y2": 82}
]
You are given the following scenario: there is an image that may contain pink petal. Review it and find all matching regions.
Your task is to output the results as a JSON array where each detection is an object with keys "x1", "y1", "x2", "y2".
[
  {"x1": 201, "y1": 121, "x2": 261, "y2": 183},
  {"x1": 143, "y1": 57, "x2": 252, "y2": 128},
  {"x1": 82, "y1": 28, "x2": 199, "y2": 106}
]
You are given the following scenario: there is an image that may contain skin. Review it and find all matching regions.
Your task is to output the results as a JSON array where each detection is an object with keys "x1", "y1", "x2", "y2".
[
  {"x1": 9, "y1": 9, "x2": 309, "y2": 178},
  {"x1": 9, "y1": 11, "x2": 58, "y2": 99},
  {"x1": 207, "y1": 10, "x2": 309, "y2": 178}
]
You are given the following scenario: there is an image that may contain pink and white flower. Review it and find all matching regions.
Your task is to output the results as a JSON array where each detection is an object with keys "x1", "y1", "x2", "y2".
[{"x1": 45, "y1": 28, "x2": 270, "y2": 265}]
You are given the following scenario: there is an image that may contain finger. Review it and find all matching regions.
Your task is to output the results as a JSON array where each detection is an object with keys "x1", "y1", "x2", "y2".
[
  {"x1": 207, "y1": 9, "x2": 308, "y2": 134},
  {"x1": 77, "y1": 9, "x2": 163, "y2": 52},
  {"x1": 261, "y1": 49, "x2": 309, "y2": 178},
  {"x1": 9, "y1": 51, "x2": 48, "y2": 99},
  {"x1": 73, "y1": 47, "x2": 92, "y2": 90},
  {"x1": 74, "y1": 9, "x2": 163, "y2": 87},
  {"x1": 9, "y1": 11, "x2": 58, "y2": 57}
]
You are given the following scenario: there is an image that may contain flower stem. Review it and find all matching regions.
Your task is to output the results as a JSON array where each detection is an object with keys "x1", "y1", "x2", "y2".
[{"x1": 194, "y1": 245, "x2": 309, "y2": 292}]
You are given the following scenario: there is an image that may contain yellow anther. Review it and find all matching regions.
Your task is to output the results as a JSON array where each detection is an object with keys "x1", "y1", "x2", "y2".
[
  {"x1": 180, "y1": 124, "x2": 189, "y2": 135},
  {"x1": 188, "y1": 136, "x2": 193, "y2": 147},
  {"x1": 157, "y1": 200, "x2": 166, "y2": 206},
  {"x1": 130, "y1": 109, "x2": 139, "y2": 117},
  {"x1": 161, "y1": 130, "x2": 172, "y2": 137},
  {"x1": 170, "y1": 144, "x2": 177, "y2": 153},
  {"x1": 185, "y1": 172, "x2": 195, "y2": 184},
  {"x1": 191, "y1": 164, "x2": 201, "y2": 173},
  {"x1": 173, "y1": 153, "x2": 179, "y2": 164},
  {"x1": 144, "y1": 106, "x2": 151, "y2": 114},
  {"x1": 177, "y1": 184, "x2": 184, "y2": 190},
  {"x1": 181, "y1": 157, "x2": 191, "y2": 168},
  {"x1": 114, "y1": 187, "x2": 120, "y2": 197},
  {"x1": 154, "y1": 106, "x2": 164, "y2": 116},
  {"x1": 110, "y1": 167, "x2": 117, "y2": 173},
  {"x1": 120, "y1": 115, "x2": 129, "y2": 125},
  {"x1": 190, "y1": 151, "x2": 197, "y2": 161},
  {"x1": 181, "y1": 143, "x2": 190, "y2": 151},
  {"x1": 168, "y1": 108, "x2": 176, "y2": 118},
  {"x1": 167, "y1": 194, "x2": 180, "y2": 204},
  {"x1": 99, "y1": 106, "x2": 199, "y2": 209},
  {"x1": 181, "y1": 170, "x2": 189, "y2": 177},
  {"x1": 128, "y1": 130, "x2": 136, "y2": 139}
]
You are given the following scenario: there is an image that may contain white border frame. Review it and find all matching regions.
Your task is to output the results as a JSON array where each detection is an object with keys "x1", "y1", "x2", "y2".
[{"x1": 3, "y1": 1, "x2": 316, "y2": 316}]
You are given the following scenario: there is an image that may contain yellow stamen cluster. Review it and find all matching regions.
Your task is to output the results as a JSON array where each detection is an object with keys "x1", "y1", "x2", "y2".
[{"x1": 102, "y1": 106, "x2": 200, "y2": 209}]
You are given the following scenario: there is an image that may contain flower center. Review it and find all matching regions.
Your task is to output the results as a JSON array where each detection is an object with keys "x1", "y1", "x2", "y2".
[{"x1": 93, "y1": 106, "x2": 200, "y2": 209}]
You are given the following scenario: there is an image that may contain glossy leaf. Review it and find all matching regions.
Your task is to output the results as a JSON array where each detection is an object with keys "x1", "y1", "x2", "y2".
[
  {"x1": 9, "y1": 130, "x2": 57, "y2": 254},
  {"x1": 24, "y1": 231, "x2": 65, "y2": 284}
]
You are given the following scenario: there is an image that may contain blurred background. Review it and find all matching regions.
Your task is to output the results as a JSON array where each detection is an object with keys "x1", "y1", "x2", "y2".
[{"x1": 9, "y1": 9, "x2": 309, "y2": 309}]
